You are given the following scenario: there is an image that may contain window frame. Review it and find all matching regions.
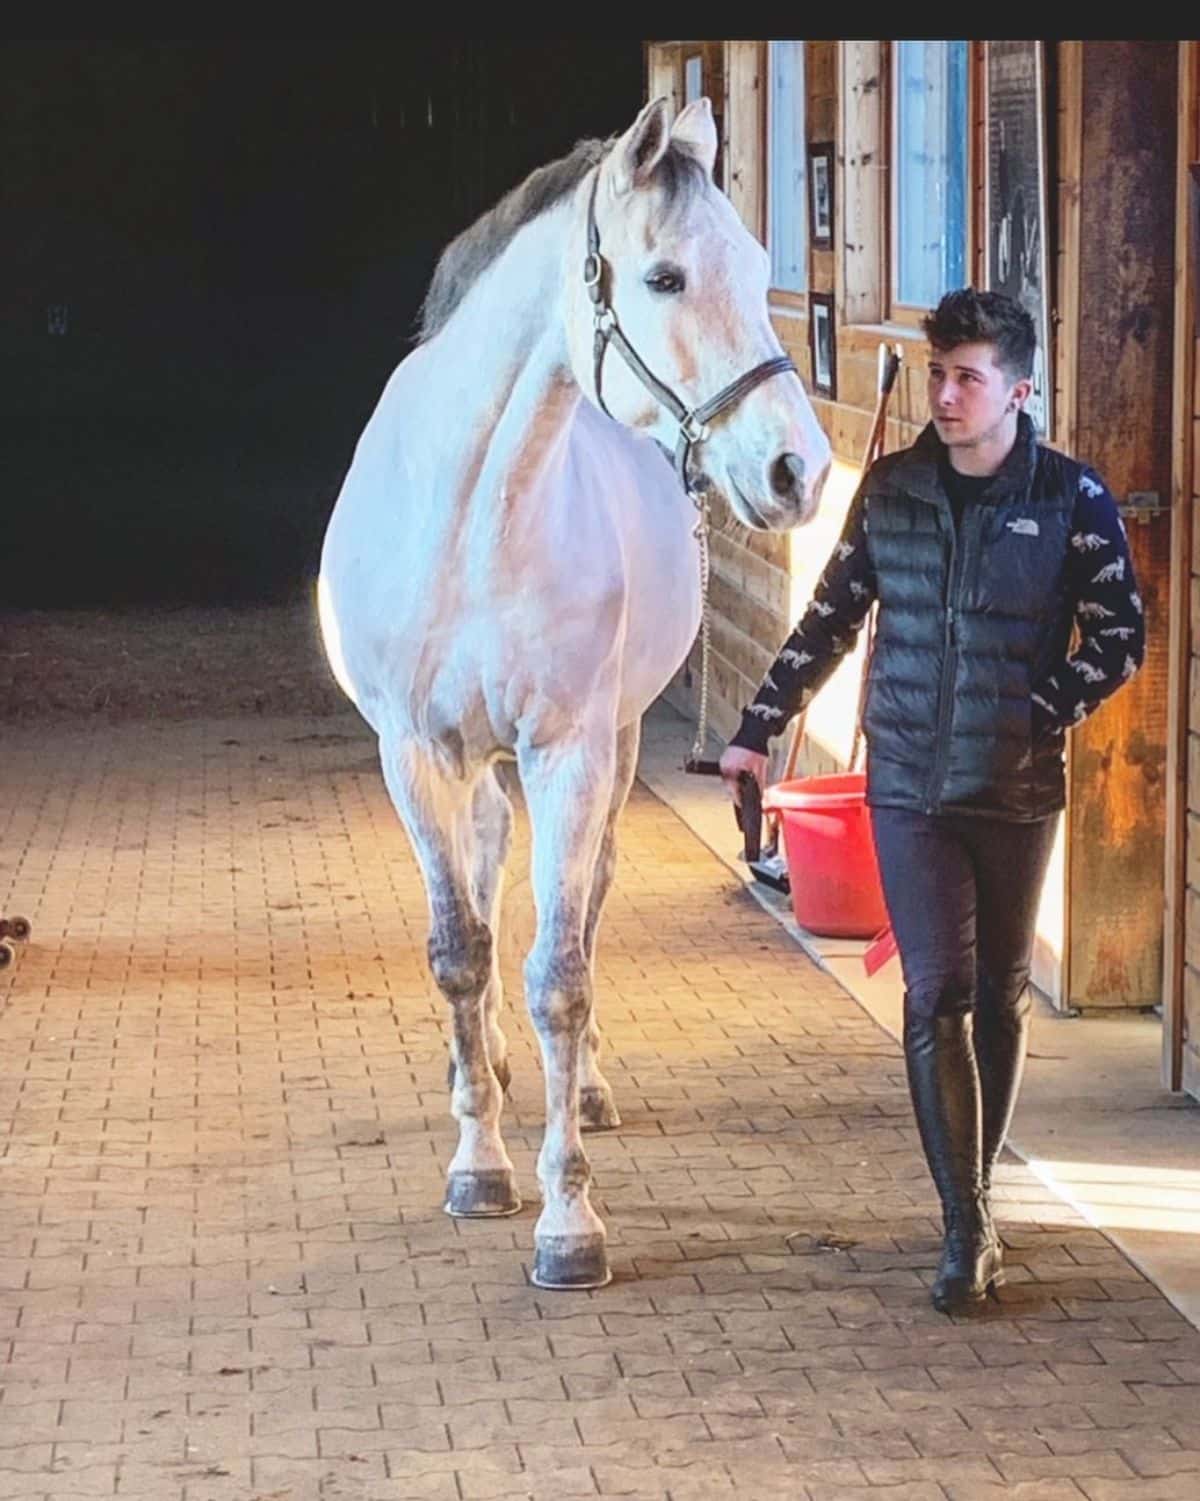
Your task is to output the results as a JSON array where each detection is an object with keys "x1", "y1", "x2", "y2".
[
  {"x1": 766, "y1": 38, "x2": 808, "y2": 310},
  {"x1": 885, "y1": 39, "x2": 976, "y2": 326}
]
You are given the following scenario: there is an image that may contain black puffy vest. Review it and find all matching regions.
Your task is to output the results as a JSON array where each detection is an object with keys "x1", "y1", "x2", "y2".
[{"x1": 862, "y1": 415, "x2": 1079, "y2": 821}]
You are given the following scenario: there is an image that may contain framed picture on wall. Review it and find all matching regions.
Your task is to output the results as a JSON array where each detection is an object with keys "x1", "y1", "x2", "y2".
[
  {"x1": 808, "y1": 140, "x2": 834, "y2": 250},
  {"x1": 983, "y1": 41, "x2": 1052, "y2": 438},
  {"x1": 809, "y1": 291, "x2": 836, "y2": 399}
]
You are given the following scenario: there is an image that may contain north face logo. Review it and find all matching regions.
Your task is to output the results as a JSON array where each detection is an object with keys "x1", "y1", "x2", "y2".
[{"x1": 1006, "y1": 518, "x2": 1040, "y2": 537}]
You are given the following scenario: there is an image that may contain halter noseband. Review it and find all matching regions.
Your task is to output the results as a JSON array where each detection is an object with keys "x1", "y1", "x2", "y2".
[{"x1": 584, "y1": 170, "x2": 798, "y2": 497}]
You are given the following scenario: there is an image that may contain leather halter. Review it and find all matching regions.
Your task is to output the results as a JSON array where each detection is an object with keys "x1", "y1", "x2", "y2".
[{"x1": 583, "y1": 170, "x2": 797, "y2": 496}]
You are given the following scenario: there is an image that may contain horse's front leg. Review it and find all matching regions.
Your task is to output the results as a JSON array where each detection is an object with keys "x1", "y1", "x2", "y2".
[
  {"x1": 578, "y1": 718, "x2": 641, "y2": 1132},
  {"x1": 468, "y1": 766, "x2": 515, "y2": 1096},
  {"x1": 518, "y1": 729, "x2": 616, "y2": 1289},
  {"x1": 380, "y1": 737, "x2": 520, "y2": 1220}
]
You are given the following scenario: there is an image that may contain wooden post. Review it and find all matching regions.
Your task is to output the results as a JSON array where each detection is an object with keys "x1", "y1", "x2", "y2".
[
  {"x1": 1065, "y1": 42, "x2": 1178, "y2": 1012},
  {"x1": 1054, "y1": 41, "x2": 1083, "y2": 1014},
  {"x1": 1165, "y1": 43, "x2": 1199, "y2": 1091},
  {"x1": 647, "y1": 43, "x2": 681, "y2": 120},
  {"x1": 840, "y1": 42, "x2": 884, "y2": 326},
  {"x1": 1054, "y1": 42, "x2": 1082, "y2": 461},
  {"x1": 725, "y1": 41, "x2": 765, "y2": 241}
]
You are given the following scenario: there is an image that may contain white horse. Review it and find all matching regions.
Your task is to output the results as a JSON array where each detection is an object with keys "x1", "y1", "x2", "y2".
[{"x1": 318, "y1": 97, "x2": 831, "y2": 1289}]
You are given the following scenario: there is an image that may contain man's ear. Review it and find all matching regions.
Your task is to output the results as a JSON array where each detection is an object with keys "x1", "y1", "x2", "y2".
[{"x1": 1010, "y1": 376, "x2": 1033, "y2": 412}]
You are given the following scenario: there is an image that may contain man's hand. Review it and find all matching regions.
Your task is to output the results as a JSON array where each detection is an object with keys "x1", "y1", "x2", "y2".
[{"x1": 719, "y1": 744, "x2": 768, "y2": 810}]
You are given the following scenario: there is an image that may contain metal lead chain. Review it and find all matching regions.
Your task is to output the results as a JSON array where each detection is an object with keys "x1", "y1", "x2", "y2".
[{"x1": 688, "y1": 492, "x2": 713, "y2": 768}]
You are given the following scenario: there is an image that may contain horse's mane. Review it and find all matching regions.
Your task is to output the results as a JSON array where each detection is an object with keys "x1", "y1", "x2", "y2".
[{"x1": 418, "y1": 135, "x2": 706, "y2": 343}]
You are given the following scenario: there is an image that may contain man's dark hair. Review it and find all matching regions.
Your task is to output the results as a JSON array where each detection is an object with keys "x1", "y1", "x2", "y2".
[{"x1": 921, "y1": 288, "x2": 1036, "y2": 381}]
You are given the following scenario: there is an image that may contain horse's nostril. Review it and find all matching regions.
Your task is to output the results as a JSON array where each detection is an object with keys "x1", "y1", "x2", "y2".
[{"x1": 771, "y1": 452, "x2": 806, "y2": 501}]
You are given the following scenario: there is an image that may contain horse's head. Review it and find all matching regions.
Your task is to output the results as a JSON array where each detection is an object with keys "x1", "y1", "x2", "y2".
[{"x1": 566, "y1": 97, "x2": 831, "y2": 531}]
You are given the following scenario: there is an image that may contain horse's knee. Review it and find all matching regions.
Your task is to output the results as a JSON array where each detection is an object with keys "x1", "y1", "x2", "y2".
[
  {"x1": 526, "y1": 946, "x2": 590, "y2": 1036},
  {"x1": 429, "y1": 921, "x2": 492, "y2": 999}
]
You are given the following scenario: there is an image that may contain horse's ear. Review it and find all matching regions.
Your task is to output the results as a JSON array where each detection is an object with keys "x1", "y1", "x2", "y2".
[
  {"x1": 610, "y1": 97, "x2": 672, "y2": 195},
  {"x1": 670, "y1": 97, "x2": 718, "y2": 177}
]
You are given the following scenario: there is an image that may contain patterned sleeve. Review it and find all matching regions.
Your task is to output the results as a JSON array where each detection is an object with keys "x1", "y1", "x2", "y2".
[
  {"x1": 1030, "y1": 468, "x2": 1145, "y2": 738},
  {"x1": 729, "y1": 490, "x2": 876, "y2": 754}
]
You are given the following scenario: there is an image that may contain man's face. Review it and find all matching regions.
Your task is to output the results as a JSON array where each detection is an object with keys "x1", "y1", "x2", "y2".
[{"x1": 926, "y1": 341, "x2": 1029, "y2": 449}]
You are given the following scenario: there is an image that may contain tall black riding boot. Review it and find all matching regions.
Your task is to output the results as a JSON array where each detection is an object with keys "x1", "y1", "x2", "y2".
[
  {"x1": 975, "y1": 979, "x2": 1033, "y2": 1196},
  {"x1": 903, "y1": 1007, "x2": 1002, "y2": 1313}
]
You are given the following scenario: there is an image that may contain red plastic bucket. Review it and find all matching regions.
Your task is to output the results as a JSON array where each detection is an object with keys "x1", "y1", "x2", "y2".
[{"x1": 762, "y1": 772, "x2": 889, "y2": 938}]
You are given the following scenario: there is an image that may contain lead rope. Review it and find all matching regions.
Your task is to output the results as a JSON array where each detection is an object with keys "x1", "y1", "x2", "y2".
[{"x1": 688, "y1": 492, "x2": 713, "y2": 768}]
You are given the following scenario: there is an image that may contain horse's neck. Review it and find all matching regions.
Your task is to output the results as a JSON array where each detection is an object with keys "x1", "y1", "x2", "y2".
[{"x1": 435, "y1": 205, "x2": 580, "y2": 522}]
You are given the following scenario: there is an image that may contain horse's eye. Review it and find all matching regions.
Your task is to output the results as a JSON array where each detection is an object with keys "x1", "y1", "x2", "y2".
[{"x1": 646, "y1": 267, "x2": 686, "y2": 295}]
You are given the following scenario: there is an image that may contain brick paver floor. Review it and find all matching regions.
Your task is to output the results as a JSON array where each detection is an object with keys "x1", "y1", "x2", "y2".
[{"x1": 2, "y1": 712, "x2": 1199, "y2": 1500}]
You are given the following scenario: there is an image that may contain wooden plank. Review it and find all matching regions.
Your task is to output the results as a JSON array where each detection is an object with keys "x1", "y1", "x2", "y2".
[
  {"x1": 708, "y1": 568, "x2": 790, "y2": 656},
  {"x1": 1196, "y1": 323, "x2": 1200, "y2": 415},
  {"x1": 1191, "y1": 573, "x2": 1200, "y2": 663},
  {"x1": 1055, "y1": 42, "x2": 1082, "y2": 459},
  {"x1": 829, "y1": 402, "x2": 877, "y2": 464},
  {"x1": 1188, "y1": 725, "x2": 1200, "y2": 813},
  {"x1": 972, "y1": 41, "x2": 986, "y2": 290},
  {"x1": 1193, "y1": 448, "x2": 1200, "y2": 555},
  {"x1": 1066, "y1": 41, "x2": 1178, "y2": 1012},
  {"x1": 840, "y1": 41, "x2": 883, "y2": 325},
  {"x1": 725, "y1": 41, "x2": 765, "y2": 240},
  {"x1": 1184, "y1": 965, "x2": 1200, "y2": 1097},
  {"x1": 832, "y1": 42, "x2": 845, "y2": 356},
  {"x1": 709, "y1": 529, "x2": 790, "y2": 618},
  {"x1": 647, "y1": 44, "x2": 680, "y2": 119},
  {"x1": 708, "y1": 609, "x2": 779, "y2": 690},
  {"x1": 807, "y1": 40, "x2": 837, "y2": 139},
  {"x1": 836, "y1": 321, "x2": 925, "y2": 358},
  {"x1": 835, "y1": 348, "x2": 889, "y2": 415},
  {"x1": 720, "y1": 516, "x2": 790, "y2": 572},
  {"x1": 771, "y1": 313, "x2": 808, "y2": 367},
  {"x1": 1164, "y1": 40, "x2": 1199, "y2": 1089},
  {"x1": 701, "y1": 41, "x2": 727, "y2": 189},
  {"x1": 809, "y1": 247, "x2": 835, "y2": 292}
]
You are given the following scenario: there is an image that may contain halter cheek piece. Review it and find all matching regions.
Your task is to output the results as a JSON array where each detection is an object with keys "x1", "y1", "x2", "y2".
[{"x1": 584, "y1": 170, "x2": 797, "y2": 497}]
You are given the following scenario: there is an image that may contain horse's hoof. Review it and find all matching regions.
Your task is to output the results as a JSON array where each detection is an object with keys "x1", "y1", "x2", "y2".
[
  {"x1": 580, "y1": 1087, "x2": 621, "y2": 1132},
  {"x1": 443, "y1": 1169, "x2": 521, "y2": 1218},
  {"x1": 531, "y1": 1233, "x2": 611, "y2": 1290}
]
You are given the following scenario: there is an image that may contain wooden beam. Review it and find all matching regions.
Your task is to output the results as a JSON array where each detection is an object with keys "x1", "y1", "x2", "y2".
[
  {"x1": 1055, "y1": 41, "x2": 1083, "y2": 1014},
  {"x1": 971, "y1": 41, "x2": 986, "y2": 290},
  {"x1": 701, "y1": 41, "x2": 727, "y2": 190},
  {"x1": 725, "y1": 41, "x2": 765, "y2": 241},
  {"x1": 840, "y1": 41, "x2": 884, "y2": 325},
  {"x1": 1066, "y1": 42, "x2": 1177, "y2": 1013},
  {"x1": 1164, "y1": 41, "x2": 1199, "y2": 1089},
  {"x1": 1055, "y1": 41, "x2": 1082, "y2": 459},
  {"x1": 647, "y1": 44, "x2": 680, "y2": 119}
]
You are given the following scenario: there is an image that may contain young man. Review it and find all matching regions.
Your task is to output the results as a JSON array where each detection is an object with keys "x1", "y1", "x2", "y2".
[{"x1": 720, "y1": 289, "x2": 1145, "y2": 1314}]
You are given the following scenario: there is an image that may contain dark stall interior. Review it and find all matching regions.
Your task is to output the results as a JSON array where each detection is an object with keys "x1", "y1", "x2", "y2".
[{"x1": 2, "y1": 41, "x2": 644, "y2": 606}]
